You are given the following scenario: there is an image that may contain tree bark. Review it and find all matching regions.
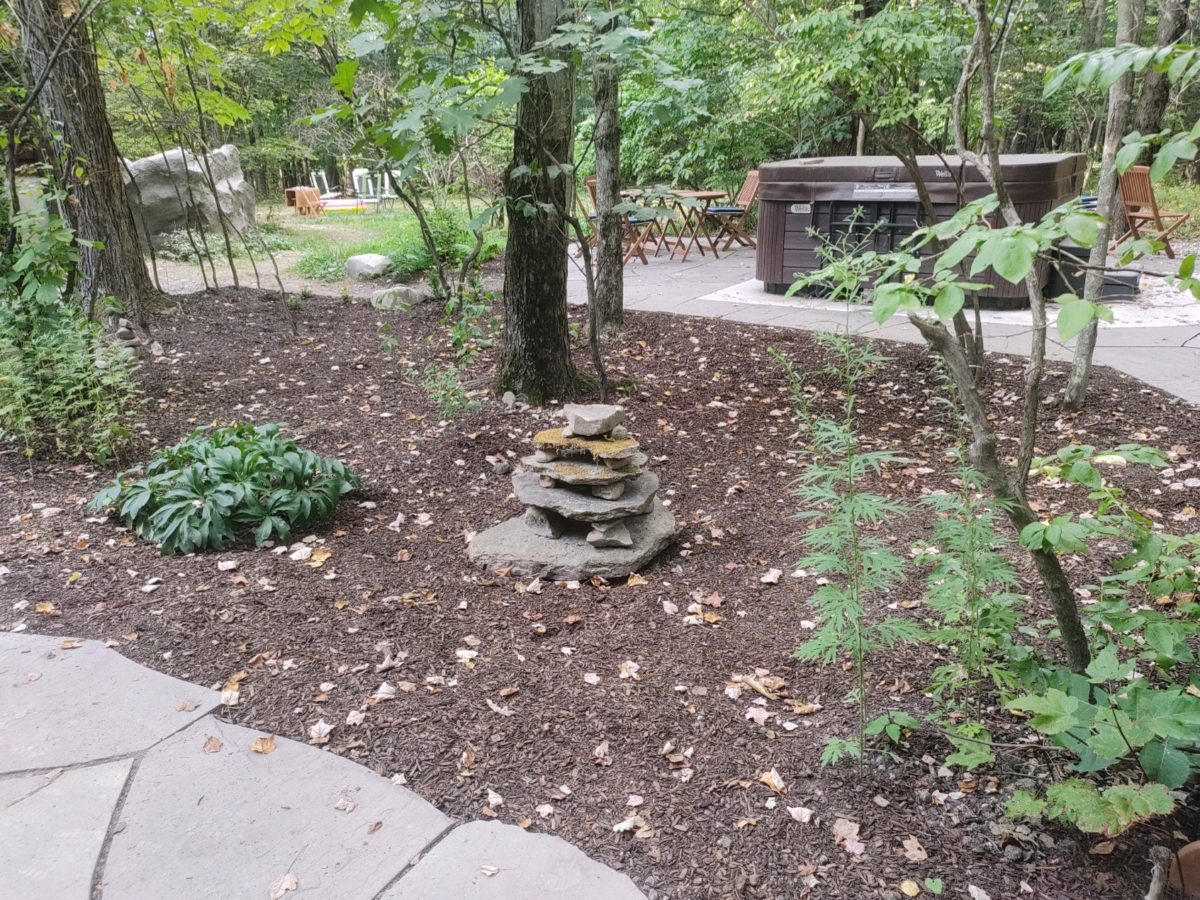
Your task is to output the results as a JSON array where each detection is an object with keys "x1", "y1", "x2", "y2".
[
  {"x1": 1064, "y1": 0, "x2": 1146, "y2": 411},
  {"x1": 497, "y1": 0, "x2": 579, "y2": 404},
  {"x1": 14, "y1": 0, "x2": 158, "y2": 321},
  {"x1": 592, "y1": 45, "x2": 623, "y2": 334},
  {"x1": 1133, "y1": 0, "x2": 1190, "y2": 139}
]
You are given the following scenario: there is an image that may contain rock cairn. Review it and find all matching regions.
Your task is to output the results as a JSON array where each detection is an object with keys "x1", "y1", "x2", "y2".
[{"x1": 468, "y1": 404, "x2": 675, "y2": 580}]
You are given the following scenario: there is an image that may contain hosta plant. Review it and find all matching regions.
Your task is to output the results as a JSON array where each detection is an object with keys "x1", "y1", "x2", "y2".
[{"x1": 91, "y1": 424, "x2": 360, "y2": 554}]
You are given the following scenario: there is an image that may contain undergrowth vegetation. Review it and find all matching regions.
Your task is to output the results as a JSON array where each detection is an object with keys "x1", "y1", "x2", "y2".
[{"x1": 91, "y1": 423, "x2": 361, "y2": 554}]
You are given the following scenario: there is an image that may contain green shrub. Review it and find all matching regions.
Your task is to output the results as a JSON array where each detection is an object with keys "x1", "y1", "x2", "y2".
[
  {"x1": 155, "y1": 227, "x2": 292, "y2": 263},
  {"x1": 0, "y1": 206, "x2": 142, "y2": 463},
  {"x1": 91, "y1": 423, "x2": 361, "y2": 554},
  {"x1": 0, "y1": 305, "x2": 142, "y2": 463}
]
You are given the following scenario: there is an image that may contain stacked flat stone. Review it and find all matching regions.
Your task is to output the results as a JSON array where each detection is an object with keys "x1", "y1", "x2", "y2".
[{"x1": 468, "y1": 404, "x2": 676, "y2": 580}]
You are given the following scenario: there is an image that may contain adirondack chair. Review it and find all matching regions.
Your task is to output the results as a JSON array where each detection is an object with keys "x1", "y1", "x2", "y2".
[
  {"x1": 706, "y1": 170, "x2": 759, "y2": 250},
  {"x1": 1114, "y1": 165, "x2": 1189, "y2": 259},
  {"x1": 310, "y1": 170, "x2": 340, "y2": 200}
]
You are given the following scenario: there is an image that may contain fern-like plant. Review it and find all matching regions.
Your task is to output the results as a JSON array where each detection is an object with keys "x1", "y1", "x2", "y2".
[
  {"x1": 90, "y1": 423, "x2": 360, "y2": 554},
  {"x1": 773, "y1": 334, "x2": 921, "y2": 769}
]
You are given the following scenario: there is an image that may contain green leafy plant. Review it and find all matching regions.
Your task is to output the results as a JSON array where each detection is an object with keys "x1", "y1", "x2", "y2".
[
  {"x1": 773, "y1": 334, "x2": 920, "y2": 768},
  {"x1": 90, "y1": 423, "x2": 360, "y2": 554},
  {"x1": 421, "y1": 363, "x2": 477, "y2": 419},
  {"x1": 0, "y1": 206, "x2": 142, "y2": 463},
  {"x1": 999, "y1": 443, "x2": 1200, "y2": 835}
]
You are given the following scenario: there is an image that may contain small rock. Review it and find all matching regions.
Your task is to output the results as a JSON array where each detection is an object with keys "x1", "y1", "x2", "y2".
[
  {"x1": 587, "y1": 521, "x2": 633, "y2": 548},
  {"x1": 150, "y1": 341, "x2": 164, "y2": 357},
  {"x1": 501, "y1": 391, "x2": 517, "y2": 410},
  {"x1": 592, "y1": 482, "x2": 626, "y2": 500},
  {"x1": 39, "y1": 507, "x2": 63, "y2": 518},
  {"x1": 371, "y1": 285, "x2": 430, "y2": 310},
  {"x1": 610, "y1": 425, "x2": 629, "y2": 440},
  {"x1": 114, "y1": 327, "x2": 135, "y2": 343},
  {"x1": 524, "y1": 506, "x2": 565, "y2": 539},
  {"x1": 562, "y1": 403, "x2": 624, "y2": 437}
]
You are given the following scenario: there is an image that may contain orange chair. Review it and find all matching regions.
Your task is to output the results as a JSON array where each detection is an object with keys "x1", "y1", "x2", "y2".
[
  {"x1": 1113, "y1": 165, "x2": 1189, "y2": 258},
  {"x1": 706, "y1": 170, "x2": 760, "y2": 250}
]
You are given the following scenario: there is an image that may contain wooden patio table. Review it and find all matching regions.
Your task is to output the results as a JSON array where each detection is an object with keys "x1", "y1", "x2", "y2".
[{"x1": 667, "y1": 189, "x2": 727, "y2": 262}]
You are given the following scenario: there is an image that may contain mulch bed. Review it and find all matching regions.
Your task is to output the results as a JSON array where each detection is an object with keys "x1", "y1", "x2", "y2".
[{"x1": 3, "y1": 287, "x2": 1198, "y2": 899}]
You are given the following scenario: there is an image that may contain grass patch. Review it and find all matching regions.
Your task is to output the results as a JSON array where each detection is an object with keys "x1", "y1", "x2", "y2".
[{"x1": 286, "y1": 206, "x2": 505, "y2": 283}]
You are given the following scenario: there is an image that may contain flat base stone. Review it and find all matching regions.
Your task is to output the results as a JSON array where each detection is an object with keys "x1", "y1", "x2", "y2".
[
  {"x1": 102, "y1": 717, "x2": 451, "y2": 900},
  {"x1": 513, "y1": 471, "x2": 658, "y2": 522},
  {"x1": 381, "y1": 820, "x2": 646, "y2": 899},
  {"x1": 467, "y1": 499, "x2": 675, "y2": 580}
]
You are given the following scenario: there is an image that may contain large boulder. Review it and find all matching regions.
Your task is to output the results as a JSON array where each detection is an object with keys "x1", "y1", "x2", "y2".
[{"x1": 123, "y1": 144, "x2": 256, "y2": 249}]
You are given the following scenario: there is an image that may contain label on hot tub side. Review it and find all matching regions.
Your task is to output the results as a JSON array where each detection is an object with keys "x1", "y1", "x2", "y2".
[{"x1": 850, "y1": 182, "x2": 921, "y2": 201}]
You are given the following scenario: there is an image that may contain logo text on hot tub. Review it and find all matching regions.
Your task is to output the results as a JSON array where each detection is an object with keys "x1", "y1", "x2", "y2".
[{"x1": 935, "y1": 169, "x2": 951, "y2": 178}]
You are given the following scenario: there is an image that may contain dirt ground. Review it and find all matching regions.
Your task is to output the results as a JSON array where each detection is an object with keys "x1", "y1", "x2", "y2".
[{"x1": 3, "y1": 287, "x2": 1198, "y2": 899}]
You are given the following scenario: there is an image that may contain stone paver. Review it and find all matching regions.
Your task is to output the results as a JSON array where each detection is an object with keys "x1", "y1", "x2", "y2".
[
  {"x1": 568, "y1": 246, "x2": 1200, "y2": 406},
  {"x1": 0, "y1": 760, "x2": 132, "y2": 899},
  {"x1": 0, "y1": 634, "x2": 647, "y2": 900},
  {"x1": 382, "y1": 820, "x2": 646, "y2": 899},
  {"x1": 0, "y1": 632, "x2": 219, "y2": 771},
  {"x1": 102, "y1": 717, "x2": 451, "y2": 899}
]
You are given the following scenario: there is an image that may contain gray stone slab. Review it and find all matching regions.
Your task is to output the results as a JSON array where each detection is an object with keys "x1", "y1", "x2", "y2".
[
  {"x1": 101, "y1": 717, "x2": 451, "y2": 900},
  {"x1": 0, "y1": 633, "x2": 220, "y2": 772},
  {"x1": 468, "y1": 498, "x2": 676, "y2": 580},
  {"x1": 513, "y1": 471, "x2": 659, "y2": 522},
  {"x1": 0, "y1": 759, "x2": 132, "y2": 899},
  {"x1": 382, "y1": 820, "x2": 646, "y2": 900}
]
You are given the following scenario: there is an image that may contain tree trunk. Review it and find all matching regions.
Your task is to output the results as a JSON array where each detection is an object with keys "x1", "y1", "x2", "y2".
[
  {"x1": 1082, "y1": 0, "x2": 1110, "y2": 51},
  {"x1": 497, "y1": 0, "x2": 579, "y2": 404},
  {"x1": 15, "y1": 0, "x2": 158, "y2": 322},
  {"x1": 1133, "y1": 0, "x2": 1190, "y2": 139},
  {"x1": 592, "y1": 47, "x2": 623, "y2": 334},
  {"x1": 1064, "y1": 0, "x2": 1146, "y2": 411}
]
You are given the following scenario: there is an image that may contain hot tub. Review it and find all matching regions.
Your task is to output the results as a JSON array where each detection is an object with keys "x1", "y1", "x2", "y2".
[{"x1": 755, "y1": 153, "x2": 1087, "y2": 308}]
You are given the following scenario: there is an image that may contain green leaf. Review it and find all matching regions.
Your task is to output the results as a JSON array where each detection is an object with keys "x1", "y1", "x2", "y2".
[
  {"x1": 1006, "y1": 788, "x2": 1046, "y2": 819},
  {"x1": 1085, "y1": 645, "x2": 1131, "y2": 684},
  {"x1": 1062, "y1": 213, "x2": 1100, "y2": 248},
  {"x1": 933, "y1": 283, "x2": 965, "y2": 321},
  {"x1": 1008, "y1": 688, "x2": 1081, "y2": 735},
  {"x1": 1057, "y1": 299, "x2": 1098, "y2": 341},
  {"x1": 1139, "y1": 742, "x2": 1192, "y2": 789},
  {"x1": 989, "y1": 232, "x2": 1038, "y2": 284},
  {"x1": 331, "y1": 59, "x2": 359, "y2": 96}
]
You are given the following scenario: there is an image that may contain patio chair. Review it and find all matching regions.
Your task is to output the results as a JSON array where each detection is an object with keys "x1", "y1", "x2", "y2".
[
  {"x1": 583, "y1": 177, "x2": 659, "y2": 265},
  {"x1": 1113, "y1": 165, "x2": 1189, "y2": 259},
  {"x1": 706, "y1": 170, "x2": 759, "y2": 250},
  {"x1": 310, "y1": 170, "x2": 340, "y2": 200}
]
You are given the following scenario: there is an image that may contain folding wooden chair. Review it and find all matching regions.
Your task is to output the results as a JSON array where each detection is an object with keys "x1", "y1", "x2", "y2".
[
  {"x1": 1113, "y1": 165, "x2": 1189, "y2": 259},
  {"x1": 581, "y1": 177, "x2": 653, "y2": 265},
  {"x1": 706, "y1": 170, "x2": 759, "y2": 250}
]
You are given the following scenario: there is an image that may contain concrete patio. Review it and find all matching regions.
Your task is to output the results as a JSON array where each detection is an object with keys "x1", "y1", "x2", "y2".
[
  {"x1": 568, "y1": 245, "x2": 1200, "y2": 405},
  {"x1": 0, "y1": 633, "x2": 646, "y2": 900}
]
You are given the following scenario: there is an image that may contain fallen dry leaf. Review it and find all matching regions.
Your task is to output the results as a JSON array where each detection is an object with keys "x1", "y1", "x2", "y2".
[
  {"x1": 900, "y1": 880, "x2": 921, "y2": 897},
  {"x1": 268, "y1": 872, "x2": 298, "y2": 900},
  {"x1": 759, "y1": 768, "x2": 786, "y2": 793},
  {"x1": 202, "y1": 736, "x2": 223, "y2": 753},
  {"x1": 35, "y1": 601, "x2": 60, "y2": 617},
  {"x1": 902, "y1": 836, "x2": 928, "y2": 862},
  {"x1": 249, "y1": 735, "x2": 276, "y2": 755},
  {"x1": 734, "y1": 817, "x2": 758, "y2": 829},
  {"x1": 1089, "y1": 840, "x2": 1116, "y2": 855},
  {"x1": 787, "y1": 806, "x2": 813, "y2": 824},
  {"x1": 833, "y1": 818, "x2": 864, "y2": 856},
  {"x1": 368, "y1": 821, "x2": 383, "y2": 834},
  {"x1": 176, "y1": 699, "x2": 200, "y2": 712},
  {"x1": 59, "y1": 639, "x2": 81, "y2": 650},
  {"x1": 626, "y1": 573, "x2": 648, "y2": 587}
]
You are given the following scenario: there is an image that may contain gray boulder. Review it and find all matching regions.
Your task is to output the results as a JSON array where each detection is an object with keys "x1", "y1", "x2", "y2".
[
  {"x1": 347, "y1": 253, "x2": 393, "y2": 280},
  {"x1": 123, "y1": 145, "x2": 255, "y2": 249},
  {"x1": 371, "y1": 285, "x2": 431, "y2": 310}
]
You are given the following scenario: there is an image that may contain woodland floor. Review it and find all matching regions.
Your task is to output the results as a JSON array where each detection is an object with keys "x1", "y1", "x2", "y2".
[{"x1": 3, "y1": 288, "x2": 1199, "y2": 899}]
